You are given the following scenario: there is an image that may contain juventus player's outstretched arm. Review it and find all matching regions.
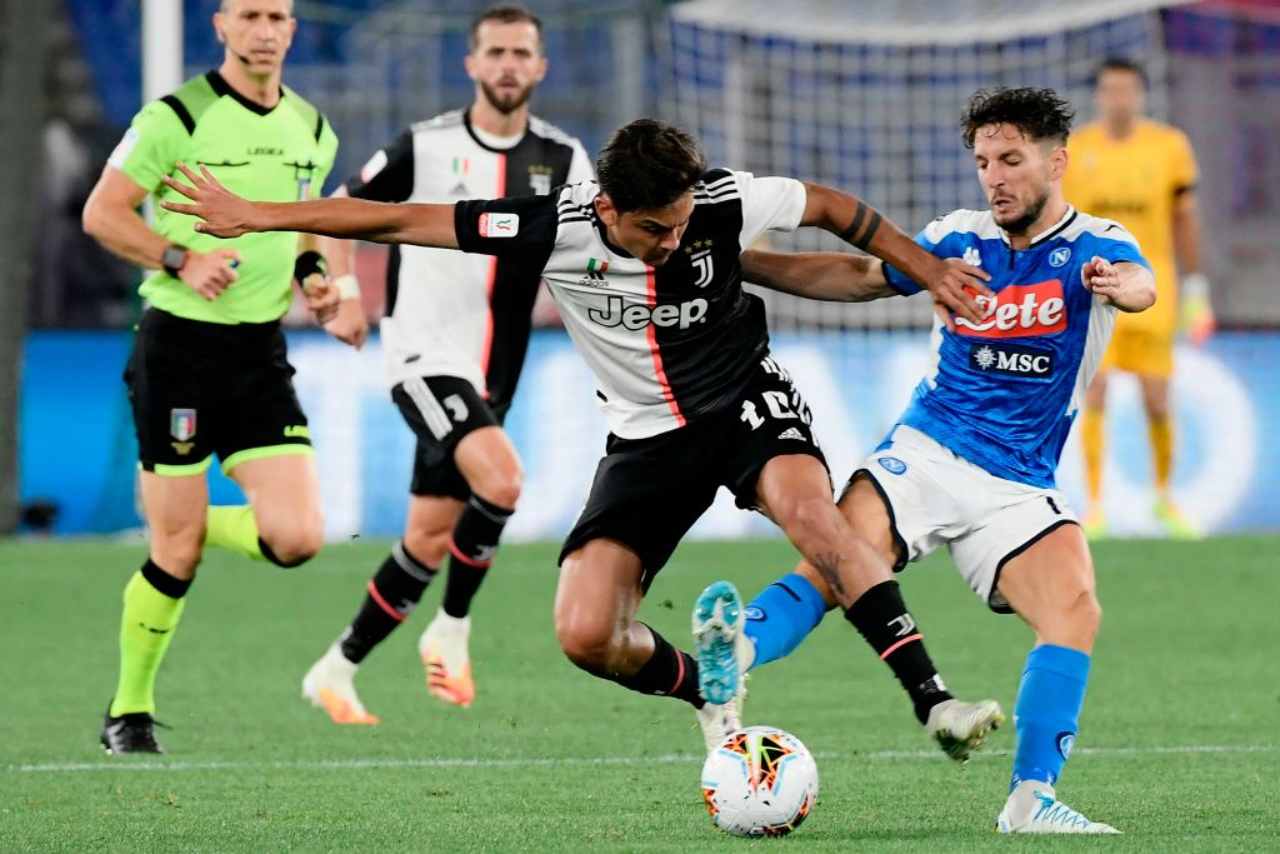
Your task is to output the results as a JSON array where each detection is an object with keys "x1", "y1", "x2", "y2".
[
  {"x1": 799, "y1": 183, "x2": 992, "y2": 323},
  {"x1": 163, "y1": 162, "x2": 461, "y2": 248},
  {"x1": 741, "y1": 249, "x2": 898, "y2": 302}
]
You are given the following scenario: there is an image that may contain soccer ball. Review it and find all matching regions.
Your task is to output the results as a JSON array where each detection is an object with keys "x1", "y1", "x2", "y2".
[{"x1": 700, "y1": 726, "x2": 818, "y2": 837}]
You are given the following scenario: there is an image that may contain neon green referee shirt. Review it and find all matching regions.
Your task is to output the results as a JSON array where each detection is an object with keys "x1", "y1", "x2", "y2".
[{"x1": 109, "y1": 70, "x2": 339, "y2": 324}]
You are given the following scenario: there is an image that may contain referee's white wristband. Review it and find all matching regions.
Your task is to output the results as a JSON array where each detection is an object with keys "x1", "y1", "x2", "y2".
[{"x1": 333, "y1": 273, "x2": 361, "y2": 301}]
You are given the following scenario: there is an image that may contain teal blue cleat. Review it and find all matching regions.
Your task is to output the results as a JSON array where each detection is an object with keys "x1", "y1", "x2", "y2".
[{"x1": 693, "y1": 580, "x2": 746, "y2": 706}]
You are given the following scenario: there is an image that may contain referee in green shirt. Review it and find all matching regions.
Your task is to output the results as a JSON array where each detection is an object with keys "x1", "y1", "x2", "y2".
[{"x1": 82, "y1": 0, "x2": 353, "y2": 754}]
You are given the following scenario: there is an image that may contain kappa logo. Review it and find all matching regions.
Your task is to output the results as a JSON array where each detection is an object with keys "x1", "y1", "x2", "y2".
[
  {"x1": 955, "y1": 280, "x2": 1067, "y2": 339},
  {"x1": 1049, "y1": 246, "x2": 1072, "y2": 268},
  {"x1": 962, "y1": 246, "x2": 983, "y2": 268}
]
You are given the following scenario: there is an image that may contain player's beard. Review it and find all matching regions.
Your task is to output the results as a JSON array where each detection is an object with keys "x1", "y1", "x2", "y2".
[
  {"x1": 997, "y1": 188, "x2": 1050, "y2": 236},
  {"x1": 480, "y1": 79, "x2": 534, "y2": 116}
]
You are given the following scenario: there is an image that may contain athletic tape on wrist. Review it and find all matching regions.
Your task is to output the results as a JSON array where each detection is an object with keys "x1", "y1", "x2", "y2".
[{"x1": 333, "y1": 273, "x2": 361, "y2": 301}]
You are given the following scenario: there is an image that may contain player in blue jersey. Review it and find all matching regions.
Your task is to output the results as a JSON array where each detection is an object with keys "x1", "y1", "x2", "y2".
[{"x1": 694, "y1": 88, "x2": 1155, "y2": 833}]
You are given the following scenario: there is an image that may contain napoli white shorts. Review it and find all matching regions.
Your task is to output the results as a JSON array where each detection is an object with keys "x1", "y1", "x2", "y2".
[{"x1": 849, "y1": 425, "x2": 1078, "y2": 613}]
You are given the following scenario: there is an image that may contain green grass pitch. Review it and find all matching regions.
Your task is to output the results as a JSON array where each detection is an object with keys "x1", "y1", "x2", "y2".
[{"x1": 2, "y1": 535, "x2": 1278, "y2": 852}]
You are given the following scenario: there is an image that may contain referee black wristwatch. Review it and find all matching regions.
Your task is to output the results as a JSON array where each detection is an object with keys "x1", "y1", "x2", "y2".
[{"x1": 161, "y1": 244, "x2": 189, "y2": 278}]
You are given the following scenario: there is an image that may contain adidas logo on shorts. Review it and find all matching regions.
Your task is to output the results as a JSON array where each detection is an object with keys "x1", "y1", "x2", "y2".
[{"x1": 777, "y1": 427, "x2": 806, "y2": 441}]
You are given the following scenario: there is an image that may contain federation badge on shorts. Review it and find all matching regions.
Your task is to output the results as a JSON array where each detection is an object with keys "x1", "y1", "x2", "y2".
[{"x1": 170, "y1": 408, "x2": 197, "y2": 441}]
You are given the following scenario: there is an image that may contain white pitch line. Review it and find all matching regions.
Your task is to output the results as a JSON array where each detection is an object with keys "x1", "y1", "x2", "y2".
[{"x1": 7, "y1": 744, "x2": 1276, "y2": 775}]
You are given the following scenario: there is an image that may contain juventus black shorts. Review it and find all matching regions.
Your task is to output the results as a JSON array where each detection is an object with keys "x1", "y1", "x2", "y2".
[
  {"x1": 124, "y1": 309, "x2": 310, "y2": 476},
  {"x1": 392, "y1": 375, "x2": 503, "y2": 501},
  {"x1": 559, "y1": 355, "x2": 828, "y2": 590}
]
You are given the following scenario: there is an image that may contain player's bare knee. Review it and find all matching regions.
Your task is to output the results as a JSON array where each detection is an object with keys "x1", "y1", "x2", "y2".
[
  {"x1": 474, "y1": 472, "x2": 522, "y2": 512},
  {"x1": 1068, "y1": 588, "x2": 1102, "y2": 640},
  {"x1": 555, "y1": 615, "x2": 618, "y2": 674},
  {"x1": 775, "y1": 494, "x2": 837, "y2": 544},
  {"x1": 260, "y1": 519, "x2": 324, "y2": 567},
  {"x1": 404, "y1": 526, "x2": 448, "y2": 567}
]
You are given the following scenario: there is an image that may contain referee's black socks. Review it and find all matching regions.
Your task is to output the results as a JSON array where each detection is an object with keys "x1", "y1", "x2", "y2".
[
  {"x1": 339, "y1": 540, "x2": 438, "y2": 664},
  {"x1": 845, "y1": 580, "x2": 953, "y2": 724},
  {"x1": 441, "y1": 494, "x2": 513, "y2": 618}
]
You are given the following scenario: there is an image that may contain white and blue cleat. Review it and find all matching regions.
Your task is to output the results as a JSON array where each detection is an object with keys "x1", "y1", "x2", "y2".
[
  {"x1": 996, "y1": 781, "x2": 1121, "y2": 834},
  {"x1": 693, "y1": 580, "x2": 748, "y2": 706}
]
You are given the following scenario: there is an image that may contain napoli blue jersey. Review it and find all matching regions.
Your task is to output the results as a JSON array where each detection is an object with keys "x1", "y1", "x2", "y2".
[{"x1": 882, "y1": 206, "x2": 1150, "y2": 488}]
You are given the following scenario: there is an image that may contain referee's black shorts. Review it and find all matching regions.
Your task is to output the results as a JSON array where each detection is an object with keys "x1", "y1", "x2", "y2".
[{"x1": 124, "y1": 308, "x2": 311, "y2": 476}]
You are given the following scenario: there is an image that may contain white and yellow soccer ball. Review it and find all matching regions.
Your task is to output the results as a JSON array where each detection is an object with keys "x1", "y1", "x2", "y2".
[{"x1": 700, "y1": 726, "x2": 819, "y2": 837}]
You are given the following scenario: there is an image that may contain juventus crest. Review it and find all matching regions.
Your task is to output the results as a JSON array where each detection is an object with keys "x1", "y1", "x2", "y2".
[{"x1": 685, "y1": 239, "x2": 714, "y2": 288}]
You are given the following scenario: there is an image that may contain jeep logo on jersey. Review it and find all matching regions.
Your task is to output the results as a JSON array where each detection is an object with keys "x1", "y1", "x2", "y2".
[
  {"x1": 969, "y1": 342, "x2": 1056, "y2": 377},
  {"x1": 954, "y1": 280, "x2": 1066, "y2": 339},
  {"x1": 588, "y1": 295, "x2": 709, "y2": 330}
]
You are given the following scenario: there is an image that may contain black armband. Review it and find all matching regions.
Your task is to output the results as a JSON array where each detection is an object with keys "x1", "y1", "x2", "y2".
[
  {"x1": 838, "y1": 201, "x2": 883, "y2": 250},
  {"x1": 293, "y1": 250, "x2": 328, "y2": 282}
]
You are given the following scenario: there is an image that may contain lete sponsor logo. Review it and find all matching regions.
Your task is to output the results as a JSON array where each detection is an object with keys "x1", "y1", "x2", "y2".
[{"x1": 954, "y1": 280, "x2": 1066, "y2": 339}]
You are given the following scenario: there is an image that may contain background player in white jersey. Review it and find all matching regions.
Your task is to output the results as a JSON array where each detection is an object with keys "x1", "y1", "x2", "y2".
[
  {"x1": 160, "y1": 118, "x2": 1005, "y2": 760},
  {"x1": 703, "y1": 88, "x2": 1156, "y2": 833},
  {"x1": 300, "y1": 5, "x2": 593, "y2": 724}
]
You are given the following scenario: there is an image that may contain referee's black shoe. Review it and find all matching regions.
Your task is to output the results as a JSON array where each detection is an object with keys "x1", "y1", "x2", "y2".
[{"x1": 100, "y1": 706, "x2": 165, "y2": 755}]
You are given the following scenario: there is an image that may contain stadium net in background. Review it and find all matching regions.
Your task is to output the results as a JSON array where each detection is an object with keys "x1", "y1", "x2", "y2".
[{"x1": 665, "y1": 0, "x2": 1280, "y2": 330}]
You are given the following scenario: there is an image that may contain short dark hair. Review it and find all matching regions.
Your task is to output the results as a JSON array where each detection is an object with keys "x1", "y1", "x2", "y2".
[
  {"x1": 469, "y1": 4, "x2": 543, "y2": 52},
  {"x1": 961, "y1": 87, "x2": 1075, "y2": 148},
  {"x1": 1092, "y1": 57, "x2": 1149, "y2": 89},
  {"x1": 596, "y1": 119, "x2": 707, "y2": 213}
]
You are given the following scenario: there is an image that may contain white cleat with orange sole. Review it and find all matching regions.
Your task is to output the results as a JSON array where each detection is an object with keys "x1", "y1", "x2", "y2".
[
  {"x1": 418, "y1": 610, "x2": 475, "y2": 708},
  {"x1": 302, "y1": 643, "x2": 380, "y2": 725}
]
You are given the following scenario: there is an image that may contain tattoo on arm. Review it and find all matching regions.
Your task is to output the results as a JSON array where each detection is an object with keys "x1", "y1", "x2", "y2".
[
  {"x1": 811, "y1": 551, "x2": 848, "y2": 601},
  {"x1": 837, "y1": 201, "x2": 883, "y2": 251}
]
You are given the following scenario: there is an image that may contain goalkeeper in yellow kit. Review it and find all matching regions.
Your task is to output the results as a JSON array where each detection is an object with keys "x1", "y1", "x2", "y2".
[{"x1": 1064, "y1": 58, "x2": 1212, "y2": 538}]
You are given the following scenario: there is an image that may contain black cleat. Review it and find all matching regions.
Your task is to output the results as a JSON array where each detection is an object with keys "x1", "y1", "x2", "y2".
[{"x1": 100, "y1": 707, "x2": 165, "y2": 755}]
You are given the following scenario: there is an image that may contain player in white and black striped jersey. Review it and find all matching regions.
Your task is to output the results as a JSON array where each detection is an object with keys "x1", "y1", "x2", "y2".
[
  {"x1": 165, "y1": 117, "x2": 1004, "y2": 757},
  {"x1": 301, "y1": 5, "x2": 591, "y2": 724}
]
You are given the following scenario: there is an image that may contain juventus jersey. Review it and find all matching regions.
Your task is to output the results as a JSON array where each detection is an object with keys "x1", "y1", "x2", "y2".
[
  {"x1": 345, "y1": 108, "x2": 592, "y2": 409},
  {"x1": 454, "y1": 169, "x2": 808, "y2": 439}
]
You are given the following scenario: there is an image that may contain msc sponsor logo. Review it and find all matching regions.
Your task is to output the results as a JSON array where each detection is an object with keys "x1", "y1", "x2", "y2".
[
  {"x1": 969, "y1": 342, "x2": 1055, "y2": 377},
  {"x1": 588, "y1": 295, "x2": 708, "y2": 330},
  {"x1": 955, "y1": 280, "x2": 1066, "y2": 339}
]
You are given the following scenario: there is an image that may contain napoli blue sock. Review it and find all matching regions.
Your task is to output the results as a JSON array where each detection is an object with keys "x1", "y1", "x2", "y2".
[
  {"x1": 1011, "y1": 644, "x2": 1091, "y2": 790},
  {"x1": 743, "y1": 573, "x2": 829, "y2": 669}
]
